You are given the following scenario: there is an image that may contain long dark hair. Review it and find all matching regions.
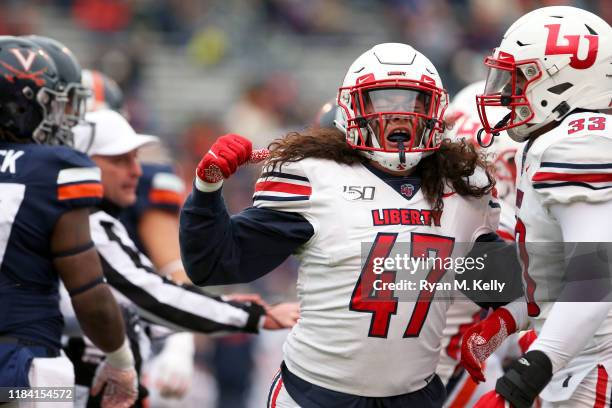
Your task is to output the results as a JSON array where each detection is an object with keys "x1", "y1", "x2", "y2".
[{"x1": 266, "y1": 127, "x2": 494, "y2": 211}]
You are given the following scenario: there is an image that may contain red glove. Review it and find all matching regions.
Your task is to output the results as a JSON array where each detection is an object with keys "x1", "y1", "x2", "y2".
[
  {"x1": 461, "y1": 307, "x2": 517, "y2": 383},
  {"x1": 474, "y1": 391, "x2": 512, "y2": 408},
  {"x1": 196, "y1": 134, "x2": 253, "y2": 183}
]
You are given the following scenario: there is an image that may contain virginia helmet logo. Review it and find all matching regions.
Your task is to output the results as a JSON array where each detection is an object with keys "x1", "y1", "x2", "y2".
[
  {"x1": 9, "y1": 48, "x2": 37, "y2": 71},
  {"x1": 1, "y1": 48, "x2": 47, "y2": 86},
  {"x1": 544, "y1": 24, "x2": 598, "y2": 69}
]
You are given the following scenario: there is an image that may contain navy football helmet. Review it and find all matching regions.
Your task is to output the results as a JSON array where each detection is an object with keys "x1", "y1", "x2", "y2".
[
  {"x1": 26, "y1": 35, "x2": 89, "y2": 145},
  {"x1": 0, "y1": 36, "x2": 67, "y2": 144}
]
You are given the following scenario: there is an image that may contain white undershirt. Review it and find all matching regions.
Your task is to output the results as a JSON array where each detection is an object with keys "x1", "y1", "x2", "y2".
[{"x1": 529, "y1": 200, "x2": 612, "y2": 373}]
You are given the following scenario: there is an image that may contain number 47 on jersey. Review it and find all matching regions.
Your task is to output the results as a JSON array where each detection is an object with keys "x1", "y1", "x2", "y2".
[{"x1": 350, "y1": 232, "x2": 455, "y2": 338}]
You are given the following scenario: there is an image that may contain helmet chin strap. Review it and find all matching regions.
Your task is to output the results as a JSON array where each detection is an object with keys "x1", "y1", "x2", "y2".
[
  {"x1": 365, "y1": 120, "x2": 410, "y2": 165},
  {"x1": 363, "y1": 122, "x2": 422, "y2": 170},
  {"x1": 477, "y1": 112, "x2": 511, "y2": 148},
  {"x1": 387, "y1": 133, "x2": 408, "y2": 164}
]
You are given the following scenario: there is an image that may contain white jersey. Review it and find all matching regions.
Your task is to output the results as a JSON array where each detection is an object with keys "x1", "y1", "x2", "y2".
[
  {"x1": 254, "y1": 158, "x2": 499, "y2": 396},
  {"x1": 515, "y1": 111, "x2": 612, "y2": 401}
]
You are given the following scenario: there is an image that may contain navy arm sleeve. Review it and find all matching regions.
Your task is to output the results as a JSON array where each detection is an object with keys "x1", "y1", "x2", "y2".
[
  {"x1": 179, "y1": 187, "x2": 314, "y2": 286},
  {"x1": 457, "y1": 232, "x2": 524, "y2": 309}
]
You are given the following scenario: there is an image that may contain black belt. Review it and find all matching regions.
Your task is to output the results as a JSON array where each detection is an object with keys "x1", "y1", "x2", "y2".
[{"x1": 0, "y1": 336, "x2": 60, "y2": 358}]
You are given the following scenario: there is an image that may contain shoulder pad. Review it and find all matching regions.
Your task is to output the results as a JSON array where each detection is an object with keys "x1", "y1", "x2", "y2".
[
  {"x1": 532, "y1": 113, "x2": 612, "y2": 205},
  {"x1": 253, "y1": 160, "x2": 311, "y2": 212}
]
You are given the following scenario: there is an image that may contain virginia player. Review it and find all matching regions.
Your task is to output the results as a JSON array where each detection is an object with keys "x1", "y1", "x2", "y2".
[
  {"x1": 460, "y1": 7, "x2": 612, "y2": 408},
  {"x1": 24, "y1": 36, "x2": 90, "y2": 140},
  {"x1": 180, "y1": 43, "x2": 522, "y2": 407},
  {"x1": 0, "y1": 36, "x2": 138, "y2": 407}
]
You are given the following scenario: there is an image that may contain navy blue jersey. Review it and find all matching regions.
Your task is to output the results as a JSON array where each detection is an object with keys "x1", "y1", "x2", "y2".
[
  {"x1": 121, "y1": 163, "x2": 185, "y2": 253},
  {"x1": 0, "y1": 142, "x2": 102, "y2": 349}
]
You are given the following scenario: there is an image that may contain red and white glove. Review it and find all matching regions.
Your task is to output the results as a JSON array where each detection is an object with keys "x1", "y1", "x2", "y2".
[
  {"x1": 474, "y1": 390, "x2": 512, "y2": 408},
  {"x1": 195, "y1": 134, "x2": 269, "y2": 191},
  {"x1": 91, "y1": 339, "x2": 138, "y2": 408},
  {"x1": 461, "y1": 307, "x2": 517, "y2": 383}
]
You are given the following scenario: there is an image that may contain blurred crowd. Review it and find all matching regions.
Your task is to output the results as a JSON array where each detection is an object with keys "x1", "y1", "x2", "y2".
[
  {"x1": 0, "y1": 0, "x2": 606, "y2": 406},
  {"x1": 1, "y1": 1, "x2": 609, "y2": 141}
]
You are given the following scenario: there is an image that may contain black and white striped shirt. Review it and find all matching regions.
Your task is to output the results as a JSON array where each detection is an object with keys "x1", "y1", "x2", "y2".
[{"x1": 88, "y1": 208, "x2": 265, "y2": 334}]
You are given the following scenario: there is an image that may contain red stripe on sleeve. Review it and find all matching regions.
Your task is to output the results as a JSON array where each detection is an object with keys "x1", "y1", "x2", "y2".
[
  {"x1": 533, "y1": 172, "x2": 612, "y2": 183},
  {"x1": 58, "y1": 183, "x2": 103, "y2": 200},
  {"x1": 255, "y1": 181, "x2": 312, "y2": 196}
]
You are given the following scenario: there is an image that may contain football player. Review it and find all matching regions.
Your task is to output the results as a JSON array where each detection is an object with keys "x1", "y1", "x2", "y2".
[
  {"x1": 179, "y1": 43, "x2": 524, "y2": 407},
  {"x1": 460, "y1": 6, "x2": 612, "y2": 408},
  {"x1": 0, "y1": 36, "x2": 137, "y2": 407},
  {"x1": 321, "y1": 95, "x2": 523, "y2": 407}
]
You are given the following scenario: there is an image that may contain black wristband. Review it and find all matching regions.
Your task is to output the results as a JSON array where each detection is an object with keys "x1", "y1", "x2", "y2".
[{"x1": 496, "y1": 350, "x2": 553, "y2": 408}]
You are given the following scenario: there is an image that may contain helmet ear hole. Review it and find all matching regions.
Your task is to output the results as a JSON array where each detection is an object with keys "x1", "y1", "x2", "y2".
[{"x1": 22, "y1": 87, "x2": 34, "y2": 100}]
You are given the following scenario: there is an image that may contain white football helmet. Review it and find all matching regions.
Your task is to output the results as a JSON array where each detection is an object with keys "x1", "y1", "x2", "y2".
[
  {"x1": 447, "y1": 81, "x2": 520, "y2": 206},
  {"x1": 476, "y1": 6, "x2": 612, "y2": 142},
  {"x1": 335, "y1": 43, "x2": 448, "y2": 171}
]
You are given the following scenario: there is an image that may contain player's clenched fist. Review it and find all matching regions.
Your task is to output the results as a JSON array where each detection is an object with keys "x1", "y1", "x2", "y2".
[
  {"x1": 461, "y1": 307, "x2": 517, "y2": 383},
  {"x1": 196, "y1": 134, "x2": 253, "y2": 184}
]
